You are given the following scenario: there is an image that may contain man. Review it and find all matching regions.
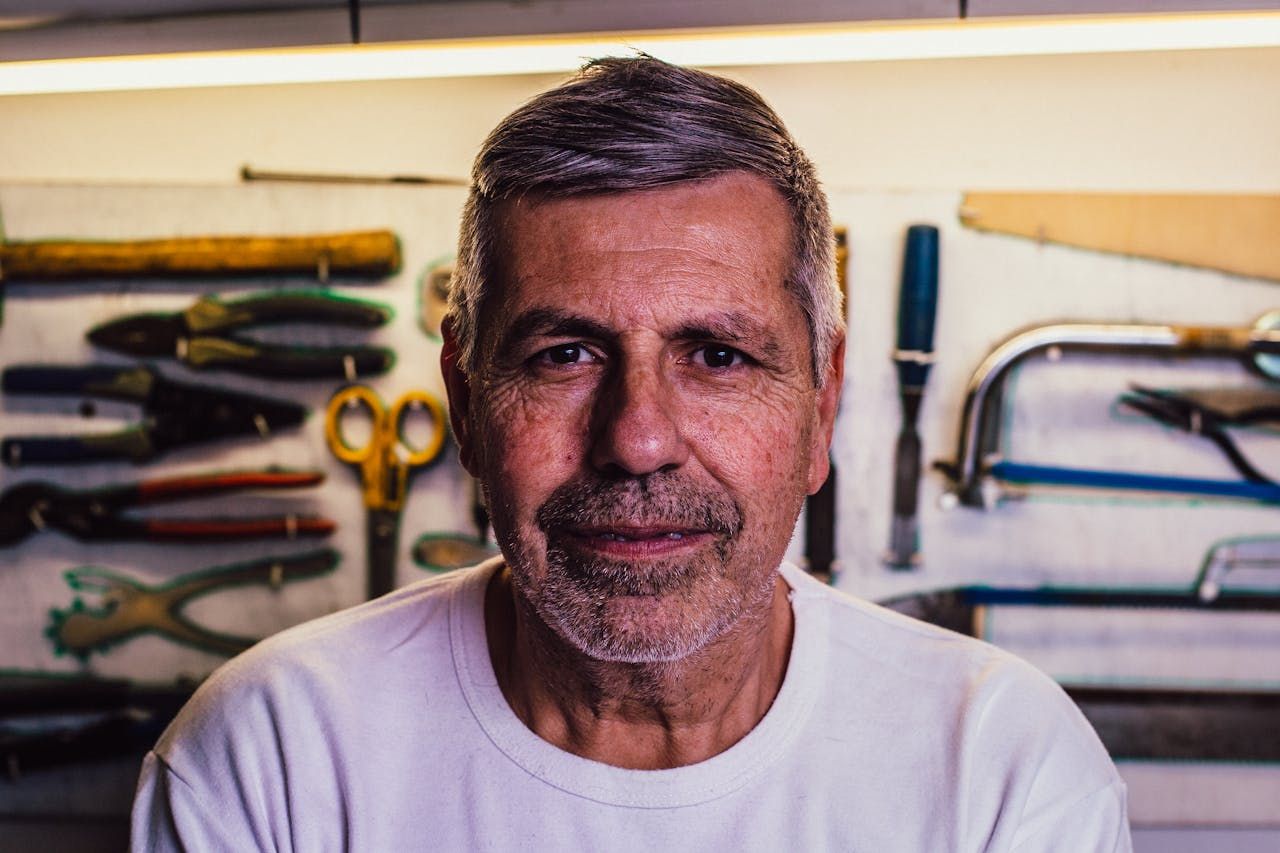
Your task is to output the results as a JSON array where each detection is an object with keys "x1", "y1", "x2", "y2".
[{"x1": 132, "y1": 57, "x2": 1130, "y2": 851}]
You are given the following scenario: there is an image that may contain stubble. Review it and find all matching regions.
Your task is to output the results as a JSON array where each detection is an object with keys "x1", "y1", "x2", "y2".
[{"x1": 502, "y1": 472, "x2": 776, "y2": 664}]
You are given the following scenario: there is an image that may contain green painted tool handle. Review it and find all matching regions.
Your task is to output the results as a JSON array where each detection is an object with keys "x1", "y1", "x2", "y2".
[
  {"x1": 182, "y1": 337, "x2": 394, "y2": 378},
  {"x1": 203, "y1": 291, "x2": 392, "y2": 331}
]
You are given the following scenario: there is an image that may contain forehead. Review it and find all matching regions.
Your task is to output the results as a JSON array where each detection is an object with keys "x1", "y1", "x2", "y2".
[{"x1": 489, "y1": 172, "x2": 796, "y2": 326}]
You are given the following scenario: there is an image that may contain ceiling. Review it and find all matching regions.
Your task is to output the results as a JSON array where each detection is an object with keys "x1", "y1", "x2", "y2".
[
  {"x1": 1, "y1": 1, "x2": 1276, "y2": 63},
  {"x1": 0, "y1": 1, "x2": 351, "y2": 18},
  {"x1": 0, "y1": 1, "x2": 959, "y2": 61}
]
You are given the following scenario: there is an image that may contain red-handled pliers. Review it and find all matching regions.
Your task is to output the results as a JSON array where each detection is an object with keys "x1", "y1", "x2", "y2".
[{"x1": 0, "y1": 469, "x2": 335, "y2": 546}]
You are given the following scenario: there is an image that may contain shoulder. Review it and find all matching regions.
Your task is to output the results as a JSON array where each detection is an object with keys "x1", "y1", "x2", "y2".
[
  {"x1": 154, "y1": 561, "x2": 493, "y2": 768},
  {"x1": 782, "y1": 565, "x2": 1127, "y2": 847},
  {"x1": 785, "y1": 564, "x2": 1070, "y2": 701},
  {"x1": 134, "y1": 562, "x2": 500, "y2": 850},
  {"x1": 784, "y1": 563, "x2": 1020, "y2": 683}
]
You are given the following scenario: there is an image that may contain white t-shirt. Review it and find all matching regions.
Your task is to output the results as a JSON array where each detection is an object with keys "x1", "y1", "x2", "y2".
[{"x1": 131, "y1": 560, "x2": 1131, "y2": 852}]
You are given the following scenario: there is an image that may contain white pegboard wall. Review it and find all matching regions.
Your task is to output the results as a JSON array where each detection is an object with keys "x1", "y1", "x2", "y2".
[
  {"x1": 827, "y1": 189, "x2": 1280, "y2": 602},
  {"x1": 823, "y1": 190, "x2": 1280, "y2": 826},
  {"x1": 1, "y1": 183, "x2": 1277, "y2": 826},
  {"x1": 0, "y1": 182, "x2": 469, "y2": 682}
]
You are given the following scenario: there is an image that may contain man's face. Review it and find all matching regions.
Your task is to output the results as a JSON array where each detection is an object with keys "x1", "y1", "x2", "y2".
[{"x1": 451, "y1": 171, "x2": 840, "y2": 664}]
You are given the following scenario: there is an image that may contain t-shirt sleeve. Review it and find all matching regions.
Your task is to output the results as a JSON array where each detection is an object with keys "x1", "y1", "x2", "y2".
[
  {"x1": 131, "y1": 750, "x2": 264, "y2": 853},
  {"x1": 129, "y1": 646, "x2": 302, "y2": 852},
  {"x1": 958, "y1": 652, "x2": 1133, "y2": 852},
  {"x1": 1011, "y1": 778, "x2": 1131, "y2": 853}
]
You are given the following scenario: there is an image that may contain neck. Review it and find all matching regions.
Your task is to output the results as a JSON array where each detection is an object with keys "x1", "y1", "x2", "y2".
[{"x1": 484, "y1": 565, "x2": 794, "y2": 770}]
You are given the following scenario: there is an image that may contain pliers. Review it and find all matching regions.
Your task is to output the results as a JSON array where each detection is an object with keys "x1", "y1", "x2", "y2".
[
  {"x1": 1, "y1": 363, "x2": 307, "y2": 466},
  {"x1": 1120, "y1": 385, "x2": 1280, "y2": 484},
  {"x1": 87, "y1": 290, "x2": 395, "y2": 379},
  {"x1": 0, "y1": 469, "x2": 335, "y2": 546},
  {"x1": 47, "y1": 548, "x2": 340, "y2": 659}
]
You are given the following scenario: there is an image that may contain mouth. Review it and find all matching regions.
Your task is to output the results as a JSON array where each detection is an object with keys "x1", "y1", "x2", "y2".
[{"x1": 561, "y1": 525, "x2": 714, "y2": 558}]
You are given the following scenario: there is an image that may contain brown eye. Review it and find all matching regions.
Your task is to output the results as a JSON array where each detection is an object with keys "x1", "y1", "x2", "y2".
[
  {"x1": 696, "y1": 346, "x2": 744, "y2": 369},
  {"x1": 539, "y1": 343, "x2": 593, "y2": 366},
  {"x1": 549, "y1": 344, "x2": 581, "y2": 364}
]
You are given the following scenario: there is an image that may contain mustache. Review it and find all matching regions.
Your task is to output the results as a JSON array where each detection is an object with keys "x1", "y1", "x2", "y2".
[{"x1": 535, "y1": 472, "x2": 742, "y2": 537}]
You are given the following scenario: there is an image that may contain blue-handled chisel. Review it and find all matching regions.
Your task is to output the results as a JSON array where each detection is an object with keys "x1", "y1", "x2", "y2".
[{"x1": 886, "y1": 225, "x2": 940, "y2": 569}]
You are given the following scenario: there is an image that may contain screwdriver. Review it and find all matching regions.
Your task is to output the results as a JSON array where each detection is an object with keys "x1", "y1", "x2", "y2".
[{"x1": 886, "y1": 225, "x2": 940, "y2": 570}]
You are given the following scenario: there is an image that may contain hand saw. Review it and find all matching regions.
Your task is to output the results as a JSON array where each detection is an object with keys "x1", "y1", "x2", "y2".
[{"x1": 959, "y1": 192, "x2": 1280, "y2": 282}]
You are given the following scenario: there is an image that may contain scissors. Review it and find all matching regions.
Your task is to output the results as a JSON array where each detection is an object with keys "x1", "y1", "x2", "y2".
[{"x1": 325, "y1": 384, "x2": 447, "y2": 599}]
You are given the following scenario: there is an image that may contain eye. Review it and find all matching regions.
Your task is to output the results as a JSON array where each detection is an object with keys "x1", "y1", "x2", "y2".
[
  {"x1": 692, "y1": 345, "x2": 746, "y2": 369},
  {"x1": 535, "y1": 343, "x2": 595, "y2": 366}
]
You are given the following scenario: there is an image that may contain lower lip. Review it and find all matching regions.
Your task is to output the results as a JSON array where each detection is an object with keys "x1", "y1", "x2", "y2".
[{"x1": 564, "y1": 530, "x2": 713, "y2": 558}]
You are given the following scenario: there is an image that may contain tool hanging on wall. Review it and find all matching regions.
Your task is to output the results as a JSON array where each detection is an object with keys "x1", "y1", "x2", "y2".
[
  {"x1": 418, "y1": 259, "x2": 453, "y2": 340},
  {"x1": 936, "y1": 313, "x2": 1280, "y2": 508},
  {"x1": 1, "y1": 363, "x2": 307, "y2": 466},
  {"x1": 802, "y1": 227, "x2": 847, "y2": 584},
  {"x1": 1, "y1": 701, "x2": 170, "y2": 776},
  {"x1": 1068, "y1": 684, "x2": 1280, "y2": 763},
  {"x1": 325, "y1": 384, "x2": 448, "y2": 599},
  {"x1": 412, "y1": 533, "x2": 499, "y2": 573},
  {"x1": 0, "y1": 672, "x2": 195, "y2": 775},
  {"x1": 881, "y1": 576, "x2": 1280, "y2": 640},
  {"x1": 46, "y1": 548, "x2": 340, "y2": 660},
  {"x1": 1195, "y1": 534, "x2": 1280, "y2": 600},
  {"x1": 241, "y1": 164, "x2": 469, "y2": 188},
  {"x1": 412, "y1": 474, "x2": 498, "y2": 572},
  {"x1": 885, "y1": 224, "x2": 939, "y2": 570},
  {"x1": 87, "y1": 290, "x2": 395, "y2": 379},
  {"x1": 0, "y1": 229, "x2": 401, "y2": 282},
  {"x1": 882, "y1": 579, "x2": 1280, "y2": 636},
  {"x1": 0, "y1": 671, "x2": 195, "y2": 716},
  {"x1": 959, "y1": 191, "x2": 1280, "y2": 282},
  {"x1": 0, "y1": 469, "x2": 333, "y2": 546},
  {"x1": 989, "y1": 462, "x2": 1280, "y2": 504},
  {"x1": 880, "y1": 539, "x2": 1280, "y2": 761},
  {"x1": 1119, "y1": 385, "x2": 1280, "y2": 484}
]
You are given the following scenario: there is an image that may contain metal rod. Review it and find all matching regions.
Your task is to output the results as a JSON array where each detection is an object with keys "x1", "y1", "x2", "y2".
[{"x1": 991, "y1": 460, "x2": 1280, "y2": 504}]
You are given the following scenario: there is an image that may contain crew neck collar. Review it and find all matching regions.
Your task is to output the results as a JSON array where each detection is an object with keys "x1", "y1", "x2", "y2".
[{"x1": 450, "y1": 559, "x2": 827, "y2": 808}]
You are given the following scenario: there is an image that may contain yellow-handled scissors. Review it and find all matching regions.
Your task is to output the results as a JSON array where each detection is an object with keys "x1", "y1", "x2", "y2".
[{"x1": 324, "y1": 384, "x2": 448, "y2": 599}]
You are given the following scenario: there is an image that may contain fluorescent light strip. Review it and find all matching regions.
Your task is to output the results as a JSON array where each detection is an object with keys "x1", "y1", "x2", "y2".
[{"x1": 3, "y1": 12, "x2": 1280, "y2": 95}]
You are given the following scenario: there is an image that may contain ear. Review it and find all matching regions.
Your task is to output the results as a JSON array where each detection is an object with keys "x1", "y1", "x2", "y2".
[
  {"x1": 441, "y1": 317, "x2": 479, "y2": 476},
  {"x1": 806, "y1": 334, "x2": 845, "y2": 495}
]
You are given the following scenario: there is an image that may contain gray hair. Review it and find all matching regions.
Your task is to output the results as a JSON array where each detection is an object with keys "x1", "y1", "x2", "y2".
[{"x1": 449, "y1": 55, "x2": 843, "y2": 384}]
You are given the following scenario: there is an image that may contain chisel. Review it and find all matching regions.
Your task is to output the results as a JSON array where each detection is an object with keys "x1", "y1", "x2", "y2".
[
  {"x1": 802, "y1": 228, "x2": 848, "y2": 583},
  {"x1": 886, "y1": 225, "x2": 939, "y2": 569}
]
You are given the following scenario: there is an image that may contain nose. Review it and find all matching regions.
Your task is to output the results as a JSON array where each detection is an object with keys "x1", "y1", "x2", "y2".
[{"x1": 589, "y1": 361, "x2": 689, "y2": 478}]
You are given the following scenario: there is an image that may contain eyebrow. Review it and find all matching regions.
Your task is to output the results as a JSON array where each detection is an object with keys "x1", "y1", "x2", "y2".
[
  {"x1": 495, "y1": 306, "x2": 785, "y2": 361},
  {"x1": 673, "y1": 311, "x2": 785, "y2": 362},
  {"x1": 494, "y1": 308, "x2": 614, "y2": 358}
]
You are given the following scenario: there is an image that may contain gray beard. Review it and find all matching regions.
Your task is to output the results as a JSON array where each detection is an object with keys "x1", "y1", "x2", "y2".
[
  {"x1": 515, "y1": 473, "x2": 753, "y2": 664},
  {"x1": 540, "y1": 545, "x2": 742, "y2": 663}
]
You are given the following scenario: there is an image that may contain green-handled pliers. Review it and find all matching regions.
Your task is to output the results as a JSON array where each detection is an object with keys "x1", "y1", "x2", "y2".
[{"x1": 87, "y1": 289, "x2": 395, "y2": 380}]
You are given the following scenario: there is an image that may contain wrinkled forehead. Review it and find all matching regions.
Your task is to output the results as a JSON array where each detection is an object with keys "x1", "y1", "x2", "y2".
[{"x1": 487, "y1": 174, "x2": 795, "y2": 308}]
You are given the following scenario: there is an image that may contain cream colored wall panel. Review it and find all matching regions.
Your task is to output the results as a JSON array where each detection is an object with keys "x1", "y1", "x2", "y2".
[
  {"x1": 0, "y1": 73, "x2": 561, "y2": 186},
  {"x1": 0, "y1": 48, "x2": 1276, "y2": 192},
  {"x1": 728, "y1": 47, "x2": 1280, "y2": 192}
]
